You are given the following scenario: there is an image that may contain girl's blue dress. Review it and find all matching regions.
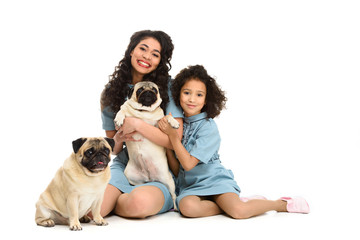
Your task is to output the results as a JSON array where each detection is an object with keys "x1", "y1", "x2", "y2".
[{"x1": 176, "y1": 112, "x2": 241, "y2": 208}]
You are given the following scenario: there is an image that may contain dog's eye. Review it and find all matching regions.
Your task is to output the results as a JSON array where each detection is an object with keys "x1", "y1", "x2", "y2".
[
  {"x1": 103, "y1": 148, "x2": 110, "y2": 155},
  {"x1": 152, "y1": 87, "x2": 158, "y2": 94},
  {"x1": 85, "y1": 148, "x2": 94, "y2": 157},
  {"x1": 136, "y1": 87, "x2": 144, "y2": 97}
]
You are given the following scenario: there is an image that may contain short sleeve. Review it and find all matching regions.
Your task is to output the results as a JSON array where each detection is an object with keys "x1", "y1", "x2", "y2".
[
  {"x1": 166, "y1": 80, "x2": 183, "y2": 118},
  {"x1": 189, "y1": 120, "x2": 221, "y2": 164},
  {"x1": 101, "y1": 106, "x2": 116, "y2": 131}
]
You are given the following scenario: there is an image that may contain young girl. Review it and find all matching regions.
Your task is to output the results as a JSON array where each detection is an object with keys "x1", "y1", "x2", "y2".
[{"x1": 158, "y1": 65, "x2": 309, "y2": 218}]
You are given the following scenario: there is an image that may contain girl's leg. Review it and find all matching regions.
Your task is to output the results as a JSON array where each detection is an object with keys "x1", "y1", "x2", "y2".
[
  {"x1": 113, "y1": 185, "x2": 165, "y2": 219},
  {"x1": 179, "y1": 195, "x2": 223, "y2": 218},
  {"x1": 213, "y1": 192, "x2": 287, "y2": 219}
]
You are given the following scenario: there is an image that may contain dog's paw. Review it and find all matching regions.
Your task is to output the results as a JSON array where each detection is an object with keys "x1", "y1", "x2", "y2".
[
  {"x1": 69, "y1": 220, "x2": 82, "y2": 231},
  {"x1": 114, "y1": 119, "x2": 123, "y2": 128},
  {"x1": 114, "y1": 112, "x2": 125, "y2": 127},
  {"x1": 166, "y1": 115, "x2": 180, "y2": 129},
  {"x1": 37, "y1": 219, "x2": 55, "y2": 227},
  {"x1": 69, "y1": 224, "x2": 82, "y2": 231},
  {"x1": 93, "y1": 217, "x2": 108, "y2": 226}
]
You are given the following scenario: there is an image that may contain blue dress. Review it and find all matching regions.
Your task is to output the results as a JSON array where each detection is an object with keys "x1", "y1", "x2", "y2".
[
  {"x1": 101, "y1": 82, "x2": 183, "y2": 213},
  {"x1": 176, "y1": 112, "x2": 241, "y2": 209}
]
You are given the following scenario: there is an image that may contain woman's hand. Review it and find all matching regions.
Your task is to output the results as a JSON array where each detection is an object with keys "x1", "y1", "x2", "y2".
[
  {"x1": 109, "y1": 119, "x2": 142, "y2": 156},
  {"x1": 115, "y1": 117, "x2": 142, "y2": 141},
  {"x1": 114, "y1": 129, "x2": 138, "y2": 143}
]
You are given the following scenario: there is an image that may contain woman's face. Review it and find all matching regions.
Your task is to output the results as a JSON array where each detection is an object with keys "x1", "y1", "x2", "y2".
[{"x1": 130, "y1": 37, "x2": 161, "y2": 82}]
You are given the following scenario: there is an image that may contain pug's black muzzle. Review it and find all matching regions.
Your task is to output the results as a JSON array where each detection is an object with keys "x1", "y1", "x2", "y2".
[
  {"x1": 137, "y1": 90, "x2": 157, "y2": 107},
  {"x1": 81, "y1": 151, "x2": 110, "y2": 173}
]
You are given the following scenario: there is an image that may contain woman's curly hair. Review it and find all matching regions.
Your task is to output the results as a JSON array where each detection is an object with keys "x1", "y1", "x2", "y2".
[
  {"x1": 171, "y1": 65, "x2": 227, "y2": 118},
  {"x1": 101, "y1": 30, "x2": 174, "y2": 113}
]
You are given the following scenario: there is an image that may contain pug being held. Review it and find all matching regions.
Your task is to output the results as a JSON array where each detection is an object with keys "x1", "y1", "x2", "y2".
[{"x1": 114, "y1": 81, "x2": 179, "y2": 208}]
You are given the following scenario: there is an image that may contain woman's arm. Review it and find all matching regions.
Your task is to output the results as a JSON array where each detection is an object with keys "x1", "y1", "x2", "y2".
[
  {"x1": 158, "y1": 117, "x2": 199, "y2": 171},
  {"x1": 106, "y1": 128, "x2": 142, "y2": 155},
  {"x1": 105, "y1": 129, "x2": 139, "y2": 155},
  {"x1": 105, "y1": 130, "x2": 123, "y2": 155},
  {"x1": 119, "y1": 117, "x2": 183, "y2": 149}
]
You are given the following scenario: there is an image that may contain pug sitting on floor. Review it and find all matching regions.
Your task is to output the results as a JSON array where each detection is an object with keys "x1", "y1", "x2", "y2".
[
  {"x1": 35, "y1": 137, "x2": 115, "y2": 231},
  {"x1": 114, "y1": 81, "x2": 179, "y2": 209}
]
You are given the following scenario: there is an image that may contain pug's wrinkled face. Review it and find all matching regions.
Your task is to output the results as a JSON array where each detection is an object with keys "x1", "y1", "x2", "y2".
[
  {"x1": 72, "y1": 137, "x2": 115, "y2": 175},
  {"x1": 130, "y1": 81, "x2": 161, "y2": 107}
]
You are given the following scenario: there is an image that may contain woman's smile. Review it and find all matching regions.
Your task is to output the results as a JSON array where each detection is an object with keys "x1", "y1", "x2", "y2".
[{"x1": 137, "y1": 59, "x2": 151, "y2": 68}]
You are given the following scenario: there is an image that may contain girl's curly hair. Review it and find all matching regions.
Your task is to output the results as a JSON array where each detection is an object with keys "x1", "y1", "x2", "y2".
[
  {"x1": 101, "y1": 30, "x2": 174, "y2": 113},
  {"x1": 171, "y1": 65, "x2": 227, "y2": 118}
]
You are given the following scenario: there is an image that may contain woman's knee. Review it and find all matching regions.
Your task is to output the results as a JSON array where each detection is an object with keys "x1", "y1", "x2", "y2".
[{"x1": 115, "y1": 186, "x2": 164, "y2": 218}]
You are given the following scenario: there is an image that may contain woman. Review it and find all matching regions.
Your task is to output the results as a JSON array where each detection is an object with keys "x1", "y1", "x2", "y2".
[{"x1": 100, "y1": 30, "x2": 183, "y2": 218}]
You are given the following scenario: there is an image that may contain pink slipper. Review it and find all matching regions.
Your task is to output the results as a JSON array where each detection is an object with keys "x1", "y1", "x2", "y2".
[
  {"x1": 280, "y1": 197, "x2": 310, "y2": 214},
  {"x1": 240, "y1": 195, "x2": 267, "y2": 202}
]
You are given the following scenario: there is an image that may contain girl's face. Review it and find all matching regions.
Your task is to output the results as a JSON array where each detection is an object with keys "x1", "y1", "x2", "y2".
[
  {"x1": 130, "y1": 37, "x2": 161, "y2": 82},
  {"x1": 180, "y1": 79, "x2": 207, "y2": 117}
]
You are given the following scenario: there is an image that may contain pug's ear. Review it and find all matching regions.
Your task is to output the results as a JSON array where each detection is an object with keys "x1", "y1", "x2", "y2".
[
  {"x1": 105, "y1": 137, "x2": 115, "y2": 151},
  {"x1": 72, "y1": 138, "x2": 87, "y2": 153},
  {"x1": 127, "y1": 87, "x2": 134, "y2": 99}
]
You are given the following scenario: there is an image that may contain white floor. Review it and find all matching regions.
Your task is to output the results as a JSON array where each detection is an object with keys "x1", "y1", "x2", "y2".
[
  {"x1": 34, "y1": 212, "x2": 311, "y2": 238},
  {"x1": 8, "y1": 202, "x2": 357, "y2": 239},
  {"x1": 6, "y1": 191, "x2": 358, "y2": 239}
]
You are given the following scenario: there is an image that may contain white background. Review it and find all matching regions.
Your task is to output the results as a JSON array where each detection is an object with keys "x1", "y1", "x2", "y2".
[{"x1": 1, "y1": 0, "x2": 359, "y2": 239}]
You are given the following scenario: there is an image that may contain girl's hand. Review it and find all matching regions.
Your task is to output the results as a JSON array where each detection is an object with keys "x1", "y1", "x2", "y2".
[{"x1": 158, "y1": 115, "x2": 177, "y2": 136}]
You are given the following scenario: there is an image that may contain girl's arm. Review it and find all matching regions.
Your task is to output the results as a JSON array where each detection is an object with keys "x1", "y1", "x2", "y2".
[
  {"x1": 158, "y1": 117, "x2": 199, "y2": 171},
  {"x1": 167, "y1": 132, "x2": 199, "y2": 171},
  {"x1": 166, "y1": 149, "x2": 180, "y2": 177},
  {"x1": 118, "y1": 117, "x2": 183, "y2": 150}
]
